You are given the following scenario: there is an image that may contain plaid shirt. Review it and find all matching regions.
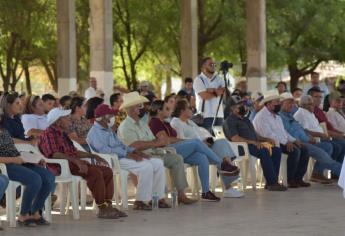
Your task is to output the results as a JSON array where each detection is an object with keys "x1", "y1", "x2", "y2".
[{"x1": 39, "y1": 126, "x2": 78, "y2": 159}]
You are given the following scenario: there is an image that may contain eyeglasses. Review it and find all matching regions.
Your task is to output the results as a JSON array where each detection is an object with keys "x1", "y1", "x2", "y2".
[{"x1": 208, "y1": 63, "x2": 217, "y2": 68}]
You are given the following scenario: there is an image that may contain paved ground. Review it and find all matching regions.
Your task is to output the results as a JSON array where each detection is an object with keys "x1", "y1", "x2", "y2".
[{"x1": 1, "y1": 183, "x2": 345, "y2": 236}]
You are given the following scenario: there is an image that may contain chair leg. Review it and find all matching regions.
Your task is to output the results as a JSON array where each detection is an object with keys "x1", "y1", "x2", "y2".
[
  {"x1": 238, "y1": 161, "x2": 247, "y2": 191},
  {"x1": 120, "y1": 170, "x2": 129, "y2": 209},
  {"x1": 113, "y1": 174, "x2": 120, "y2": 207},
  {"x1": 70, "y1": 180, "x2": 80, "y2": 220},
  {"x1": 59, "y1": 183, "x2": 67, "y2": 215},
  {"x1": 44, "y1": 195, "x2": 52, "y2": 223},
  {"x1": 80, "y1": 180, "x2": 87, "y2": 210},
  {"x1": 249, "y1": 157, "x2": 257, "y2": 190},
  {"x1": 209, "y1": 165, "x2": 218, "y2": 192},
  {"x1": 6, "y1": 183, "x2": 17, "y2": 228}
]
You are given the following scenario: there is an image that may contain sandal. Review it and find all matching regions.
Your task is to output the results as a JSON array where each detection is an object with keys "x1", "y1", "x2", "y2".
[
  {"x1": 34, "y1": 217, "x2": 50, "y2": 226},
  {"x1": 133, "y1": 201, "x2": 152, "y2": 211},
  {"x1": 17, "y1": 219, "x2": 37, "y2": 227}
]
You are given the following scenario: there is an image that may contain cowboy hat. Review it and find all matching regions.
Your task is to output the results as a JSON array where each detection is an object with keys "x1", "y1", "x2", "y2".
[
  {"x1": 280, "y1": 92, "x2": 294, "y2": 102},
  {"x1": 260, "y1": 90, "x2": 282, "y2": 106},
  {"x1": 120, "y1": 91, "x2": 149, "y2": 109}
]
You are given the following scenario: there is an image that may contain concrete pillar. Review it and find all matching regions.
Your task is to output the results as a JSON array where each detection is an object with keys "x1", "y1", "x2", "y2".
[
  {"x1": 246, "y1": 0, "x2": 267, "y2": 92},
  {"x1": 56, "y1": 0, "x2": 77, "y2": 97},
  {"x1": 180, "y1": 0, "x2": 198, "y2": 80},
  {"x1": 89, "y1": 0, "x2": 113, "y2": 100}
]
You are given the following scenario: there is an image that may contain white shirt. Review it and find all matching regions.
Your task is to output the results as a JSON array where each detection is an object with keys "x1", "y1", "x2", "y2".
[
  {"x1": 84, "y1": 87, "x2": 96, "y2": 100},
  {"x1": 21, "y1": 114, "x2": 49, "y2": 136},
  {"x1": 253, "y1": 106, "x2": 295, "y2": 146},
  {"x1": 293, "y1": 107, "x2": 324, "y2": 133},
  {"x1": 170, "y1": 117, "x2": 211, "y2": 140},
  {"x1": 326, "y1": 108, "x2": 345, "y2": 133},
  {"x1": 193, "y1": 72, "x2": 225, "y2": 118}
]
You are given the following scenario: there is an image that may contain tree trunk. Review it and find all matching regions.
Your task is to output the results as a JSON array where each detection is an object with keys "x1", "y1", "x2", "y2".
[
  {"x1": 23, "y1": 62, "x2": 31, "y2": 95},
  {"x1": 165, "y1": 70, "x2": 172, "y2": 96},
  {"x1": 288, "y1": 63, "x2": 302, "y2": 91}
]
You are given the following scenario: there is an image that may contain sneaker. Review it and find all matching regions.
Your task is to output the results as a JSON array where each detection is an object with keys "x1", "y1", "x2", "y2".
[
  {"x1": 223, "y1": 188, "x2": 244, "y2": 198},
  {"x1": 178, "y1": 196, "x2": 198, "y2": 205},
  {"x1": 107, "y1": 204, "x2": 128, "y2": 217},
  {"x1": 310, "y1": 173, "x2": 332, "y2": 184},
  {"x1": 97, "y1": 207, "x2": 119, "y2": 219},
  {"x1": 219, "y1": 161, "x2": 240, "y2": 176},
  {"x1": 266, "y1": 184, "x2": 287, "y2": 191},
  {"x1": 297, "y1": 180, "x2": 311, "y2": 187},
  {"x1": 201, "y1": 191, "x2": 221, "y2": 201}
]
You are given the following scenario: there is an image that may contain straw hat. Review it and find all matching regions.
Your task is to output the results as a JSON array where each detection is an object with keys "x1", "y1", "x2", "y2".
[
  {"x1": 260, "y1": 90, "x2": 282, "y2": 106},
  {"x1": 120, "y1": 91, "x2": 149, "y2": 109}
]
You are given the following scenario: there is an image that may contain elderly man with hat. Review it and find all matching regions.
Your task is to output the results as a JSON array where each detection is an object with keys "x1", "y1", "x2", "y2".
[
  {"x1": 87, "y1": 104, "x2": 169, "y2": 210},
  {"x1": 223, "y1": 95, "x2": 286, "y2": 191},
  {"x1": 279, "y1": 92, "x2": 341, "y2": 186},
  {"x1": 117, "y1": 92, "x2": 197, "y2": 204},
  {"x1": 326, "y1": 91, "x2": 345, "y2": 133},
  {"x1": 253, "y1": 90, "x2": 310, "y2": 188},
  {"x1": 39, "y1": 108, "x2": 125, "y2": 219}
]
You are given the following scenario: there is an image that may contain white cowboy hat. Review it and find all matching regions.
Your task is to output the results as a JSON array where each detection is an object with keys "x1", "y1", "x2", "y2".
[
  {"x1": 260, "y1": 90, "x2": 282, "y2": 106},
  {"x1": 47, "y1": 108, "x2": 71, "y2": 126},
  {"x1": 280, "y1": 92, "x2": 294, "y2": 102},
  {"x1": 120, "y1": 91, "x2": 149, "y2": 110}
]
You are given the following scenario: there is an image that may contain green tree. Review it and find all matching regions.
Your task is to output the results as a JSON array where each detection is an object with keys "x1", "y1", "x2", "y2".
[{"x1": 267, "y1": 0, "x2": 345, "y2": 90}]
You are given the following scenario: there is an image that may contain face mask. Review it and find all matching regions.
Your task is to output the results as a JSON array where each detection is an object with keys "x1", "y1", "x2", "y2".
[
  {"x1": 238, "y1": 106, "x2": 247, "y2": 116},
  {"x1": 108, "y1": 117, "x2": 115, "y2": 128},
  {"x1": 273, "y1": 104, "x2": 281, "y2": 113},
  {"x1": 138, "y1": 108, "x2": 146, "y2": 118}
]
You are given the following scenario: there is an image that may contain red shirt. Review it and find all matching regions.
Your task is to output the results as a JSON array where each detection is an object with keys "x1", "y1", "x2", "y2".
[
  {"x1": 39, "y1": 126, "x2": 78, "y2": 159},
  {"x1": 149, "y1": 117, "x2": 177, "y2": 137},
  {"x1": 313, "y1": 106, "x2": 336, "y2": 132}
]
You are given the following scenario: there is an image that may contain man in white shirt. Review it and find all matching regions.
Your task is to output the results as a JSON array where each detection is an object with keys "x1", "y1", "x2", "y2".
[
  {"x1": 295, "y1": 95, "x2": 345, "y2": 182},
  {"x1": 84, "y1": 77, "x2": 97, "y2": 100},
  {"x1": 193, "y1": 57, "x2": 225, "y2": 132},
  {"x1": 326, "y1": 91, "x2": 345, "y2": 133},
  {"x1": 253, "y1": 91, "x2": 309, "y2": 188}
]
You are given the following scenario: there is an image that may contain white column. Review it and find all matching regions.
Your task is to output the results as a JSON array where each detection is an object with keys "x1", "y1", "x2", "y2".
[
  {"x1": 56, "y1": 0, "x2": 77, "y2": 97},
  {"x1": 180, "y1": 0, "x2": 198, "y2": 80},
  {"x1": 89, "y1": 0, "x2": 113, "y2": 101},
  {"x1": 246, "y1": 0, "x2": 267, "y2": 92}
]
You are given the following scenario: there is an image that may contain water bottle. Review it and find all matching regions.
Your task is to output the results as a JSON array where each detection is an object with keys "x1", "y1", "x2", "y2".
[
  {"x1": 152, "y1": 192, "x2": 159, "y2": 210},
  {"x1": 171, "y1": 188, "x2": 178, "y2": 208}
]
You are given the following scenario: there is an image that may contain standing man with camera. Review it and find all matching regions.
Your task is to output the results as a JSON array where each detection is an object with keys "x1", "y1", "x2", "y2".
[{"x1": 193, "y1": 57, "x2": 225, "y2": 132}]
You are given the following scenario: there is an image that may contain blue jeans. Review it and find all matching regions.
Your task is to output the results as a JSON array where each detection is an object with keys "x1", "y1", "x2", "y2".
[
  {"x1": 170, "y1": 139, "x2": 222, "y2": 193},
  {"x1": 0, "y1": 174, "x2": 9, "y2": 201},
  {"x1": 248, "y1": 145, "x2": 281, "y2": 185},
  {"x1": 202, "y1": 118, "x2": 223, "y2": 133},
  {"x1": 306, "y1": 142, "x2": 342, "y2": 176},
  {"x1": 6, "y1": 164, "x2": 55, "y2": 215},
  {"x1": 280, "y1": 144, "x2": 309, "y2": 182}
]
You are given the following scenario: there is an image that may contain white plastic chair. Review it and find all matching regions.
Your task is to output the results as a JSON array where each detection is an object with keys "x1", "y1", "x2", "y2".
[
  {"x1": 15, "y1": 143, "x2": 81, "y2": 220},
  {"x1": 213, "y1": 126, "x2": 257, "y2": 190}
]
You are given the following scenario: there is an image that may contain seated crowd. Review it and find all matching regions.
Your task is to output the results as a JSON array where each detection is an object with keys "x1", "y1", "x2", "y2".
[{"x1": 0, "y1": 57, "x2": 344, "y2": 230}]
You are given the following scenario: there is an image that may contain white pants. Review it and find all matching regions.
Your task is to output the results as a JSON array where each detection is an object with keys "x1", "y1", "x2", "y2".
[{"x1": 119, "y1": 158, "x2": 165, "y2": 202}]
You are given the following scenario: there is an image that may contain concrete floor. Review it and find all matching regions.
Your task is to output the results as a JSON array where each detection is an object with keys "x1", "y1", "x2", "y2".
[{"x1": 1, "y1": 183, "x2": 345, "y2": 236}]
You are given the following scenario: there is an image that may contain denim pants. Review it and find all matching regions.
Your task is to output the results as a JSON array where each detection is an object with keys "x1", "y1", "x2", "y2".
[
  {"x1": 6, "y1": 164, "x2": 55, "y2": 215},
  {"x1": 306, "y1": 142, "x2": 342, "y2": 176},
  {"x1": 0, "y1": 174, "x2": 9, "y2": 201},
  {"x1": 211, "y1": 139, "x2": 239, "y2": 187},
  {"x1": 280, "y1": 144, "x2": 309, "y2": 182},
  {"x1": 330, "y1": 139, "x2": 345, "y2": 164},
  {"x1": 248, "y1": 145, "x2": 281, "y2": 185},
  {"x1": 170, "y1": 139, "x2": 222, "y2": 193},
  {"x1": 202, "y1": 118, "x2": 223, "y2": 133}
]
